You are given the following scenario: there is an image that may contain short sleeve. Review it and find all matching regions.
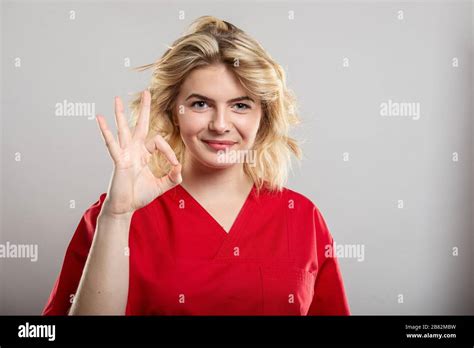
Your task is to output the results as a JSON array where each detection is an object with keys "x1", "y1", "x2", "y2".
[
  {"x1": 41, "y1": 193, "x2": 107, "y2": 315},
  {"x1": 307, "y1": 205, "x2": 351, "y2": 315}
]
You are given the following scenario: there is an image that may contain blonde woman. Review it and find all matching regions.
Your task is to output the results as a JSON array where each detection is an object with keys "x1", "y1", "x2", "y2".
[{"x1": 42, "y1": 16, "x2": 350, "y2": 316}]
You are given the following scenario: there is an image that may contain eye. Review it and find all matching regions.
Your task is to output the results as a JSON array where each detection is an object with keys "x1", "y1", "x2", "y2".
[
  {"x1": 232, "y1": 103, "x2": 251, "y2": 112},
  {"x1": 191, "y1": 101, "x2": 209, "y2": 110}
]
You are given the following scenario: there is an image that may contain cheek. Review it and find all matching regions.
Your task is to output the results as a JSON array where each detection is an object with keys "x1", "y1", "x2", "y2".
[
  {"x1": 178, "y1": 112, "x2": 206, "y2": 139},
  {"x1": 235, "y1": 114, "x2": 262, "y2": 141}
]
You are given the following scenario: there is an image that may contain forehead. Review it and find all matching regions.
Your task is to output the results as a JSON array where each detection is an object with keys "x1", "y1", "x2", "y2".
[{"x1": 180, "y1": 64, "x2": 250, "y2": 99}]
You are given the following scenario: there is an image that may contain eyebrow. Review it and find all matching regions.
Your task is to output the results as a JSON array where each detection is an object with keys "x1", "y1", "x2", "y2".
[{"x1": 185, "y1": 93, "x2": 255, "y2": 104}]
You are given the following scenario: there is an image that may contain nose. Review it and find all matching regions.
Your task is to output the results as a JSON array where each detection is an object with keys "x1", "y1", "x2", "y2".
[{"x1": 209, "y1": 106, "x2": 230, "y2": 133}]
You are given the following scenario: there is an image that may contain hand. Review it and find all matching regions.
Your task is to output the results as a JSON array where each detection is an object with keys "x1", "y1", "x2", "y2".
[{"x1": 96, "y1": 90, "x2": 182, "y2": 216}]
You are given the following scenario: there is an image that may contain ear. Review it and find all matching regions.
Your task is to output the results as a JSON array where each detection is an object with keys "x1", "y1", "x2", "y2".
[
  {"x1": 173, "y1": 115, "x2": 180, "y2": 127},
  {"x1": 167, "y1": 110, "x2": 180, "y2": 127}
]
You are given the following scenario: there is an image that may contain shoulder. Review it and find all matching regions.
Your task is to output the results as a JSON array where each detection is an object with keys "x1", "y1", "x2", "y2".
[
  {"x1": 70, "y1": 192, "x2": 108, "y2": 246},
  {"x1": 281, "y1": 187, "x2": 317, "y2": 208},
  {"x1": 262, "y1": 186, "x2": 321, "y2": 215},
  {"x1": 277, "y1": 186, "x2": 334, "y2": 243}
]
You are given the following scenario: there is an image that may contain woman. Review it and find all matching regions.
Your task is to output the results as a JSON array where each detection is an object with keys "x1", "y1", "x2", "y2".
[{"x1": 42, "y1": 16, "x2": 350, "y2": 316}]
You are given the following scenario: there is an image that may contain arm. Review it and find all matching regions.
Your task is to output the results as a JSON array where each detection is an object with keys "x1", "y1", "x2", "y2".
[
  {"x1": 60, "y1": 90, "x2": 181, "y2": 315},
  {"x1": 307, "y1": 250, "x2": 350, "y2": 315},
  {"x1": 307, "y1": 205, "x2": 350, "y2": 315},
  {"x1": 68, "y1": 211, "x2": 132, "y2": 315}
]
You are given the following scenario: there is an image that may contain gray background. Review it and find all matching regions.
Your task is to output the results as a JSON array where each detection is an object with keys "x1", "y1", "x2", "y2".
[{"x1": 1, "y1": 0, "x2": 472, "y2": 315}]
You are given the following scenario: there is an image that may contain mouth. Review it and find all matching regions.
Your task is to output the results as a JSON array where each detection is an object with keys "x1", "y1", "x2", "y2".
[{"x1": 202, "y1": 139, "x2": 238, "y2": 151}]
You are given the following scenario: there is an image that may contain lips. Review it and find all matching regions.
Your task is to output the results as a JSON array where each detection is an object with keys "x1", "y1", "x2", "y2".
[
  {"x1": 202, "y1": 139, "x2": 237, "y2": 145},
  {"x1": 202, "y1": 139, "x2": 237, "y2": 151}
]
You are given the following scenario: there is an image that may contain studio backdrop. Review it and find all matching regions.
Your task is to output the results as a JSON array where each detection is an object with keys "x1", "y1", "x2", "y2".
[{"x1": 1, "y1": 0, "x2": 473, "y2": 314}]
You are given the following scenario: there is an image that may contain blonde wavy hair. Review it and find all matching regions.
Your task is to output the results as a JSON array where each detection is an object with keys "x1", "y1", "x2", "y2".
[{"x1": 129, "y1": 15, "x2": 302, "y2": 193}]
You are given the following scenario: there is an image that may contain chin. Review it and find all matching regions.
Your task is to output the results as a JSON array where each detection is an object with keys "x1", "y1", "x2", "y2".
[{"x1": 196, "y1": 154, "x2": 238, "y2": 169}]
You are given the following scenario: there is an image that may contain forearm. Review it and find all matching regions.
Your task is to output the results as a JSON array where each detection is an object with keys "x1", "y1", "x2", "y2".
[{"x1": 68, "y1": 212, "x2": 132, "y2": 315}]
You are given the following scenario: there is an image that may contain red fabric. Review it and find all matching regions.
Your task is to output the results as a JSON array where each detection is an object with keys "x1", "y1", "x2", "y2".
[{"x1": 42, "y1": 184, "x2": 350, "y2": 316}]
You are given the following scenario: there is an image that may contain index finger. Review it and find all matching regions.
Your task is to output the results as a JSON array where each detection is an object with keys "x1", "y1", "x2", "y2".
[{"x1": 133, "y1": 90, "x2": 151, "y2": 140}]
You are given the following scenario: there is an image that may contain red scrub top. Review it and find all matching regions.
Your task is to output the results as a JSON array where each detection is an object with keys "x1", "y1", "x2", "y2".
[{"x1": 42, "y1": 184, "x2": 350, "y2": 316}]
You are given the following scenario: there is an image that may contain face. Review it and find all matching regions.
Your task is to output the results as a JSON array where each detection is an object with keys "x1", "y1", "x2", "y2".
[{"x1": 174, "y1": 63, "x2": 262, "y2": 169}]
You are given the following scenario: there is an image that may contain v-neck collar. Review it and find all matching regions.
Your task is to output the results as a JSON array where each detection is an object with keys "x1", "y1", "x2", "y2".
[{"x1": 176, "y1": 183, "x2": 256, "y2": 237}]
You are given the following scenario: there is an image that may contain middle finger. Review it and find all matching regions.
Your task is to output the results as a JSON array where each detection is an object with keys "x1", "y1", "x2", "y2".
[{"x1": 114, "y1": 96, "x2": 132, "y2": 148}]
